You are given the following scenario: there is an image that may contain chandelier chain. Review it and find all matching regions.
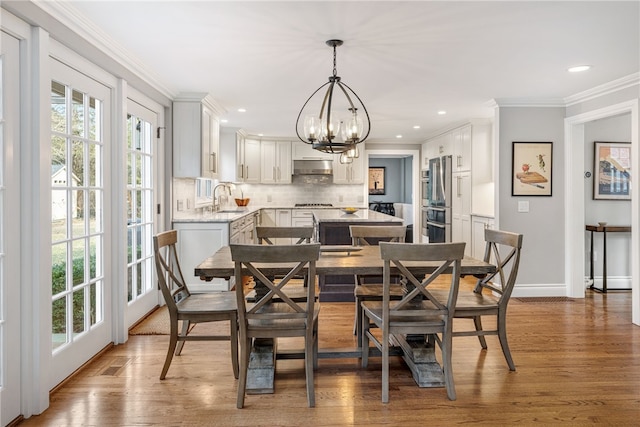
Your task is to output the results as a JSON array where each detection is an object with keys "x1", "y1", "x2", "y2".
[{"x1": 333, "y1": 44, "x2": 337, "y2": 77}]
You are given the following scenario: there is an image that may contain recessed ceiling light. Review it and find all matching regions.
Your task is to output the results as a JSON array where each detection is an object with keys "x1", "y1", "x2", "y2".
[
  {"x1": 437, "y1": 110, "x2": 447, "y2": 115},
  {"x1": 237, "y1": 108, "x2": 246, "y2": 113},
  {"x1": 220, "y1": 119, "x2": 228, "y2": 123},
  {"x1": 396, "y1": 135, "x2": 403, "y2": 139},
  {"x1": 258, "y1": 133, "x2": 264, "y2": 137},
  {"x1": 568, "y1": 65, "x2": 591, "y2": 73},
  {"x1": 413, "y1": 125, "x2": 421, "y2": 129}
]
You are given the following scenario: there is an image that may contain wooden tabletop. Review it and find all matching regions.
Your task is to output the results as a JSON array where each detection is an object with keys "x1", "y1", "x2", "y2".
[
  {"x1": 195, "y1": 245, "x2": 496, "y2": 280},
  {"x1": 585, "y1": 224, "x2": 631, "y2": 233}
]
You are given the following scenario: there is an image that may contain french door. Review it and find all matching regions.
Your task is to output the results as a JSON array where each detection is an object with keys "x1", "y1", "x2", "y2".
[
  {"x1": 49, "y1": 58, "x2": 112, "y2": 387},
  {"x1": 0, "y1": 29, "x2": 21, "y2": 426},
  {"x1": 125, "y1": 98, "x2": 160, "y2": 325}
]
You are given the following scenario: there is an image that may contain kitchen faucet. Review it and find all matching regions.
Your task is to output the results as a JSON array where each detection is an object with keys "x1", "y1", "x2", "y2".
[{"x1": 212, "y1": 183, "x2": 231, "y2": 212}]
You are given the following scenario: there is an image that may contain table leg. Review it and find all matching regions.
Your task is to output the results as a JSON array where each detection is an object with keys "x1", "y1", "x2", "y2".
[
  {"x1": 390, "y1": 334, "x2": 445, "y2": 387},
  {"x1": 589, "y1": 230, "x2": 595, "y2": 288},
  {"x1": 246, "y1": 338, "x2": 276, "y2": 394},
  {"x1": 602, "y1": 228, "x2": 608, "y2": 293}
]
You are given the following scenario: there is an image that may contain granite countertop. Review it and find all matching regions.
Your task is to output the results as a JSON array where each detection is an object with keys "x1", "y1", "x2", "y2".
[
  {"x1": 312, "y1": 208, "x2": 403, "y2": 223},
  {"x1": 172, "y1": 205, "x2": 370, "y2": 223}
]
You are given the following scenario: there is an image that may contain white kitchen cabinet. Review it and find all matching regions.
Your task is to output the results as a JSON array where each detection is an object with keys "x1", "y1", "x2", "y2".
[
  {"x1": 291, "y1": 209, "x2": 313, "y2": 227},
  {"x1": 173, "y1": 93, "x2": 222, "y2": 179},
  {"x1": 471, "y1": 215, "x2": 495, "y2": 259},
  {"x1": 260, "y1": 209, "x2": 276, "y2": 227},
  {"x1": 452, "y1": 124, "x2": 472, "y2": 172},
  {"x1": 292, "y1": 141, "x2": 333, "y2": 160},
  {"x1": 333, "y1": 154, "x2": 364, "y2": 184},
  {"x1": 452, "y1": 171, "x2": 472, "y2": 256},
  {"x1": 230, "y1": 213, "x2": 257, "y2": 244},
  {"x1": 173, "y1": 222, "x2": 230, "y2": 292},
  {"x1": 261, "y1": 140, "x2": 292, "y2": 184},
  {"x1": 236, "y1": 135, "x2": 261, "y2": 183}
]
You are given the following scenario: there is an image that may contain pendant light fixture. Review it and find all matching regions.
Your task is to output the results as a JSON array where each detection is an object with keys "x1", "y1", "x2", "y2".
[{"x1": 296, "y1": 39, "x2": 370, "y2": 156}]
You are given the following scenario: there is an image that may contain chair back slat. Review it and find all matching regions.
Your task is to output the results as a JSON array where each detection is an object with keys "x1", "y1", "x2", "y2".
[
  {"x1": 475, "y1": 229, "x2": 523, "y2": 303},
  {"x1": 350, "y1": 225, "x2": 406, "y2": 246},
  {"x1": 256, "y1": 226, "x2": 313, "y2": 245},
  {"x1": 153, "y1": 230, "x2": 191, "y2": 317}
]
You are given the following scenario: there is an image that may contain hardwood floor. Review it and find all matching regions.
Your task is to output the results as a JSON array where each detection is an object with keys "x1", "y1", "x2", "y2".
[{"x1": 19, "y1": 281, "x2": 640, "y2": 426}]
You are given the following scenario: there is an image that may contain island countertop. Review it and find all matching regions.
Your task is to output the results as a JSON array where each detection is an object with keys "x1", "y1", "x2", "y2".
[{"x1": 312, "y1": 208, "x2": 403, "y2": 223}]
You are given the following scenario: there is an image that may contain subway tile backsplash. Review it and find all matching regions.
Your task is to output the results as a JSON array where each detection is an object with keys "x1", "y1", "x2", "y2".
[{"x1": 172, "y1": 178, "x2": 365, "y2": 219}]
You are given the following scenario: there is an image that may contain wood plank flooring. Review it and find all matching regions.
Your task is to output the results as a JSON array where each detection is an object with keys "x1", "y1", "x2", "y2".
[{"x1": 19, "y1": 281, "x2": 640, "y2": 426}]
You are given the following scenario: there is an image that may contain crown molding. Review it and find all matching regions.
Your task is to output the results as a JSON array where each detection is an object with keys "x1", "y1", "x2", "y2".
[
  {"x1": 490, "y1": 98, "x2": 566, "y2": 108},
  {"x1": 564, "y1": 72, "x2": 639, "y2": 106},
  {"x1": 34, "y1": 0, "x2": 176, "y2": 100}
]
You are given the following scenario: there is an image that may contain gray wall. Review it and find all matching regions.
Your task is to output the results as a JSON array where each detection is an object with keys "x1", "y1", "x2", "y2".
[
  {"x1": 368, "y1": 158, "x2": 411, "y2": 204},
  {"x1": 584, "y1": 114, "x2": 632, "y2": 277},
  {"x1": 498, "y1": 107, "x2": 566, "y2": 286}
]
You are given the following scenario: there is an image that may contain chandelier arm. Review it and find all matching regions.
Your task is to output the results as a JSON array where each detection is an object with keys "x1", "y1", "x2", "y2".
[
  {"x1": 338, "y1": 80, "x2": 371, "y2": 142},
  {"x1": 324, "y1": 81, "x2": 335, "y2": 142},
  {"x1": 336, "y1": 82, "x2": 357, "y2": 110},
  {"x1": 318, "y1": 81, "x2": 334, "y2": 121},
  {"x1": 295, "y1": 81, "x2": 331, "y2": 144}
]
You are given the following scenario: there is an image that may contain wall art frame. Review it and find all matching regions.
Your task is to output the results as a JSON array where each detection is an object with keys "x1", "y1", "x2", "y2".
[
  {"x1": 593, "y1": 141, "x2": 631, "y2": 200},
  {"x1": 368, "y1": 167, "x2": 385, "y2": 195},
  {"x1": 511, "y1": 141, "x2": 553, "y2": 196}
]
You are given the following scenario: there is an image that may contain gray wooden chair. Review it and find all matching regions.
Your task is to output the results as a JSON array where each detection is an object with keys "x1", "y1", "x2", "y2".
[
  {"x1": 231, "y1": 243, "x2": 321, "y2": 408},
  {"x1": 361, "y1": 241, "x2": 466, "y2": 402},
  {"x1": 349, "y1": 225, "x2": 406, "y2": 347},
  {"x1": 153, "y1": 230, "x2": 239, "y2": 380},
  {"x1": 432, "y1": 229, "x2": 523, "y2": 371}
]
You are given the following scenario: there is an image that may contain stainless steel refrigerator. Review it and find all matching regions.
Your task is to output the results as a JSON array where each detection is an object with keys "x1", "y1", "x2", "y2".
[{"x1": 425, "y1": 155, "x2": 452, "y2": 242}]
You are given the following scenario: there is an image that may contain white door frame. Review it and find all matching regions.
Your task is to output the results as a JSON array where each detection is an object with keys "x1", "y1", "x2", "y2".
[{"x1": 564, "y1": 99, "x2": 639, "y2": 325}]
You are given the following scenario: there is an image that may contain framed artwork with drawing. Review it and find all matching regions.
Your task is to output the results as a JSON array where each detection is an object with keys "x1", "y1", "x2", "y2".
[
  {"x1": 594, "y1": 141, "x2": 631, "y2": 200},
  {"x1": 511, "y1": 142, "x2": 553, "y2": 196},
  {"x1": 368, "y1": 167, "x2": 385, "y2": 195}
]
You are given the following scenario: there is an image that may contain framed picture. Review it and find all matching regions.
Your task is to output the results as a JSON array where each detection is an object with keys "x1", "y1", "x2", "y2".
[
  {"x1": 594, "y1": 141, "x2": 631, "y2": 200},
  {"x1": 511, "y1": 142, "x2": 553, "y2": 196},
  {"x1": 368, "y1": 167, "x2": 385, "y2": 195}
]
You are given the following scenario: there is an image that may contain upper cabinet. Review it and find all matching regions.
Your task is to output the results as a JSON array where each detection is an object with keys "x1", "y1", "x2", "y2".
[
  {"x1": 173, "y1": 93, "x2": 224, "y2": 179},
  {"x1": 292, "y1": 141, "x2": 333, "y2": 160},
  {"x1": 452, "y1": 125, "x2": 472, "y2": 172},
  {"x1": 261, "y1": 140, "x2": 292, "y2": 184},
  {"x1": 236, "y1": 135, "x2": 261, "y2": 183},
  {"x1": 333, "y1": 154, "x2": 364, "y2": 184}
]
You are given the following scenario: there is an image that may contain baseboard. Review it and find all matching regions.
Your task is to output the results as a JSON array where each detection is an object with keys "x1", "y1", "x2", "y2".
[
  {"x1": 585, "y1": 275, "x2": 631, "y2": 291},
  {"x1": 511, "y1": 283, "x2": 567, "y2": 297}
]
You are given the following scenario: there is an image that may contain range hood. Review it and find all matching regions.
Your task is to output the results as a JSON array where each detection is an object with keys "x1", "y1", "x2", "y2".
[{"x1": 293, "y1": 159, "x2": 333, "y2": 175}]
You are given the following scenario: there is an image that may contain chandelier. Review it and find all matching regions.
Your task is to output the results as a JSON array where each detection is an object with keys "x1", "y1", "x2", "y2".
[{"x1": 295, "y1": 39, "x2": 370, "y2": 162}]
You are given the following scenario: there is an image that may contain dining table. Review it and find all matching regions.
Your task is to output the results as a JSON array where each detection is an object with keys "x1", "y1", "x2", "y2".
[{"x1": 195, "y1": 244, "x2": 496, "y2": 394}]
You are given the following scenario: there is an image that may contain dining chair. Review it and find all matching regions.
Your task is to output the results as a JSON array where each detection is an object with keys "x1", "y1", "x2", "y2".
[
  {"x1": 231, "y1": 243, "x2": 321, "y2": 408},
  {"x1": 153, "y1": 230, "x2": 239, "y2": 380},
  {"x1": 361, "y1": 241, "x2": 466, "y2": 402},
  {"x1": 349, "y1": 225, "x2": 407, "y2": 347},
  {"x1": 432, "y1": 229, "x2": 523, "y2": 371},
  {"x1": 256, "y1": 226, "x2": 314, "y2": 245}
]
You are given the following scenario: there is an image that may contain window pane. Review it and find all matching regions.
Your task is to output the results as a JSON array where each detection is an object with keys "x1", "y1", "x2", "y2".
[
  {"x1": 72, "y1": 139, "x2": 84, "y2": 186},
  {"x1": 88, "y1": 142, "x2": 97, "y2": 187},
  {"x1": 71, "y1": 89, "x2": 84, "y2": 137},
  {"x1": 72, "y1": 239, "x2": 85, "y2": 286},
  {"x1": 52, "y1": 297, "x2": 67, "y2": 349},
  {"x1": 51, "y1": 243, "x2": 67, "y2": 295},
  {"x1": 88, "y1": 96, "x2": 98, "y2": 141},
  {"x1": 51, "y1": 81, "x2": 66, "y2": 133},
  {"x1": 89, "y1": 282, "x2": 97, "y2": 326},
  {"x1": 71, "y1": 189, "x2": 84, "y2": 237},
  {"x1": 51, "y1": 135, "x2": 66, "y2": 173},
  {"x1": 89, "y1": 236, "x2": 100, "y2": 280},
  {"x1": 127, "y1": 267, "x2": 133, "y2": 302},
  {"x1": 52, "y1": 189, "x2": 68, "y2": 240},
  {"x1": 72, "y1": 288, "x2": 86, "y2": 334}
]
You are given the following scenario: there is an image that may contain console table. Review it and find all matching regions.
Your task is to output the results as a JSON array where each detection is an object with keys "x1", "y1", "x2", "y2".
[{"x1": 586, "y1": 224, "x2": 631, "y2": 293}]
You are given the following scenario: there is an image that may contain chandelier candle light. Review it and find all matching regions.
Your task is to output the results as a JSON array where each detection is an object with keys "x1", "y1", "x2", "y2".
[{"x1": 296, "y1": 39, "x2": 370, "y2": 163}]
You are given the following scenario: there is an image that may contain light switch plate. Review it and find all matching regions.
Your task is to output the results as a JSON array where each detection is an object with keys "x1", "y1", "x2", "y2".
[{"x1": 518, "y1": 201, "x2": 529, "y2": 213}]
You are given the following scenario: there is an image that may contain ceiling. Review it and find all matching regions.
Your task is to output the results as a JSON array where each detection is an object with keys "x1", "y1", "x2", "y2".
[{"x1": 47, "y1": 1, "x2": 640, "y2": 143}]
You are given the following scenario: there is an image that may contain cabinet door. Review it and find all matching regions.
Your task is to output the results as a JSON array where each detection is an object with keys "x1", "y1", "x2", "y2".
[
  {"x1": 173, "y1": 101, "x2": 203, "y2": 178},
  {"x1": 260, "y1": 140, "x2": 277, "y2": 184},
  {"x1": 292, "y1": 141, "x2": 333, "y2": 160},
  {"x1": 200, "y1": 105, "x2": 219, "y2": 179},
  {"x1": 243, "y1": 138, "x2": 262, "y2": 183},
  {"x1": 334, "y1": 155, "x2": 364, "y2": 184},
  {"x1": 174, "y1": 223, "x2": 230, "y2": 291},
  {"x1": 452, "y1": 172, "x2": 472, "y2": 256},
  {"x1": 276, "y1": 141, "x2": 292, "y2": 183},
  {"x1": 260, "y1": 209, "x2": 276, "y2": 226},
  {"x1": 453, "y1": 125, "x2": 472, "y2": 172}
]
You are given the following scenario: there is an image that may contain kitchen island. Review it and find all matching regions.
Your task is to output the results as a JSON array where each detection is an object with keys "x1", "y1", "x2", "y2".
[{"x1": 313, "y1": 209, "x2": 404, "y2": 302}]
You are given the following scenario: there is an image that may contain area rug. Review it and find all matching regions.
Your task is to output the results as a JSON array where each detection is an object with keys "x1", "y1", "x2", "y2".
[
  {"x1": 515, "y1": 297, "x2": 575, "y2": 303},
  {"x1": 129, "y1": 306, "x2": 170, "y2": 335}
]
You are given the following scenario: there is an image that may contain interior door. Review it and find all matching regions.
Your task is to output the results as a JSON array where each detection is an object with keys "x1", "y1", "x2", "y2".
[{"x1": 0, "y1": 29, "x2": 22, "y2": 426}]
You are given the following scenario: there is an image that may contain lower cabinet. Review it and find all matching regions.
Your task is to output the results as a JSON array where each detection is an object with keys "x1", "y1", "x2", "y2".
[
  {"x1": 452, "y1": 171, "x2": 472, "y2": 256},
  {"x1": 173, "y1": 222, "x2": 231, "y2": 292},
  {"x1": 471, "y1": 215, "x2": 495, "y2": 259}
]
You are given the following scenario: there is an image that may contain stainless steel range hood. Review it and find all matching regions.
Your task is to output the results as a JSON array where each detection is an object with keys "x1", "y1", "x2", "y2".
[{"x1": 293, "y1": 159, "x2": 333, "y2": 175}]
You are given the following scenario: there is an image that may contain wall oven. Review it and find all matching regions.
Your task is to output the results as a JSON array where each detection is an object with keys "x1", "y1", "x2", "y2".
[{"x1": 420, "y1": 169, "x2": 430, "y2": 207}]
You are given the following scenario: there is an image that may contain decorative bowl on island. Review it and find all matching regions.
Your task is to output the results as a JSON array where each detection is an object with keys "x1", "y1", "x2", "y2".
[
  {"x1": 235, "y1": 198, "x2": 250, "y2": 207},
  {"x1": 341, "y1": 207, "x2": 359, "y2": 214}
]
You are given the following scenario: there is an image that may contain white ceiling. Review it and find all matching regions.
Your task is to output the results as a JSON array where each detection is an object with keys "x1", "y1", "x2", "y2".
[{"x1": 53, "y1": 1, "x2": 640, "y2": 143}]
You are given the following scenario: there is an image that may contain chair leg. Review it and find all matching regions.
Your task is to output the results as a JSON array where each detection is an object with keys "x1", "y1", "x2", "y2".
[
  {"x1": 230, "y1": 315, "x2": 239, "y2": 379},
  {"x1": 313, "y1": 318, "x2": 319, "y2": 370},
  {"x1": 354, "y1": 297, "x2": 363, "y2": 347},
  {"x1": 473, "y1": 316, "x2": 488, "y2": 349},
  {"x1": 236, "y1": 335, "x2": 251, "y2": 409},
  {"x1": 497, "y1": 312, "x2": 516, "y2": 371},
  {"x1": 160, "y1": 322, "x2": 179, "y2": 380},
  {"x1": 381, "y1": 326, "x2": 389, "y2": 403},
  {"x1": 361, "y1": 311, "x2": 370, "y2": 367},
  {"x1": 305, "y1": 328, "x2": 316, "y2": 407},
  {"x1": 175, "y1": 319, "x2": 190, "y2": 355},
  {"x1": 441, "y1": 326, "x2": 457, "y2": 401}
]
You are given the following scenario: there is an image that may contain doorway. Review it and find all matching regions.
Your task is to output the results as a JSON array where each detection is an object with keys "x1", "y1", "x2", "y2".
[{"x1": 565, "y1": 99, "x2": 639, "y2": 325}]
